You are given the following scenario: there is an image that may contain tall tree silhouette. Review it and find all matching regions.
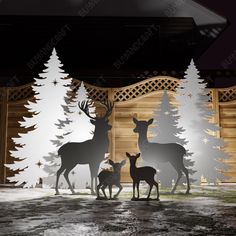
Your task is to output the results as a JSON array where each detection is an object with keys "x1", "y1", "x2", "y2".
[
  {"x1": 6, "y1": 48, "x2": 72, "y2": 187},
  {"x1": 176, "y1": 59, "x2": 229, "y2": 183}
]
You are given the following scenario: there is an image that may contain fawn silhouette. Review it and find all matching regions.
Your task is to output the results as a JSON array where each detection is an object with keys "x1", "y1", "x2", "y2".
[
  {"x1": 126, "y1": 152, "x2": 159, "y2": 200},
  {"x1": 97, "y1": 159, "x2": 126, "y2": 200},
  {"x1": 133, "y1": 118, "x2": 190, "y2": 194},
  {"x1": 55, "y1": 100, "x2": 113, "y2": 195}
]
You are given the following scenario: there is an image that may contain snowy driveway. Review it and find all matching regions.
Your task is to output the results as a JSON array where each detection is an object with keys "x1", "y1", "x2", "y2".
[{"x1": 0, "y1": 188, "x2": 236, "y2": 235}]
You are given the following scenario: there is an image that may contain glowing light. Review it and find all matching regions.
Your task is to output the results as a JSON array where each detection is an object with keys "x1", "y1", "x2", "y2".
[{"x1": 203, "y1": 138, "x2": 209, "y2": 144}]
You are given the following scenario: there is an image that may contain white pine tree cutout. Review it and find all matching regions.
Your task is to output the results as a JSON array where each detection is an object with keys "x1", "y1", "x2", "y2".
[
  {"x1": 5, "y1": 48, "x2": 72, "y2": 188},
  {"x1": 151, "y1": 90, "x2": 195, "y2": 187},
  {"x1": 43, "y1": 82, "x2": 96, "y2": 189},
  {"x1": 64, "y1": 82, "x2": 95, "y2": 143},
  {"x1": 176, "y1": 59, "x2": 228, "y2": 183}
]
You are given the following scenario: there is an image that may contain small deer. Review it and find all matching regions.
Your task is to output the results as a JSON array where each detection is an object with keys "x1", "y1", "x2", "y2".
[
  {"x1": 97, "y1": 159, "x2": 126, "y2": 199},
  {"x1": 126, "y1": 152, "x2": 159, "y2": 200},
  {"x1": 133, "y1": 118, "x2": 190, "y2": 194},
  {"x1": 55, "y1": 100, "x2": 113, "y2": 195}
]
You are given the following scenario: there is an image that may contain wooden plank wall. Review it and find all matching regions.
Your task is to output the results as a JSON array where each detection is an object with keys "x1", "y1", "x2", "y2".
[
  {"x1": 6, "y1": 100, "x2": 34, "y2": 180},
  {"x1": 0, "y1": 77, "x2": 236, "y2": 184},
  {"x1": 219, "y1": 101, "x2": 236, "y2": 181}
]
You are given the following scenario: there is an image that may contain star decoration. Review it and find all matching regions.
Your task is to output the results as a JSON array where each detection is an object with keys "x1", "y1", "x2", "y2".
[
  {"x1": 78, "y1": 111, "x2": 82, "y2": 115},
  {"x1": 164, "y1": 111, "x2": 170, "y2": 115},
  {"x1": 203, "y1": 138, "x2": 209, "y2": 144},
  {"x1": 53, "y1": 80, "x2": 58, "y2": 86},
  {"x1": 36, "y1": 161, "x2": 43, "y2": 168},
  {"x1": 188, "y1": 93, "x2": 193, "y2": 99},
  {"x1": 71, "y1": 171, "x2": 75, "y2": 175}
]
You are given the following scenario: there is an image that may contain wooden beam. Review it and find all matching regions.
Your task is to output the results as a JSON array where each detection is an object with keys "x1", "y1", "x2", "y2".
[
  {"x1": 211, "y1": 88, "x2": 220, "y2": 138},
  {"x1": 108, "y1": 88, "x2": 116, "y2": 162},
  {"x1": 0, "y1": 88, "x2": 8, "y2": 184}
]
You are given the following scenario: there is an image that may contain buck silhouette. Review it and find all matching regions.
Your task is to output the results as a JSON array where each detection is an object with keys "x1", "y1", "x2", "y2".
[
  {"x1": 133, "y1": 118, "x2": 190, "y2": 194},
  {"x1": 126, "y1": 152, "x2": 159, "y2": 200},
  {"x1": 55, "y1": 100, "x2": 113, "y2": 195},
  {"x1": 97, "y1": 159, "x2": 126, "y2": 199}
]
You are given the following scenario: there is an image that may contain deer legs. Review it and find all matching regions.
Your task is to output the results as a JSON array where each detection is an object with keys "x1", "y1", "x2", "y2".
[
  {"x1": 90, "y1": 165, "x2": 99, "y2": 195},
  {"x1": 101, "y1": 185, "x2": 108, "y2": 199},
  {"x1": 114, "y1": 184, "x2": 123, "y2": 199},
  {"x1": 132, "y1": 181, "x2": 159, "y2": 200},
  {"x1": 132, "y1": 181, "x2": 140, "y2": 199},
  {"x1": 147, "y1": 180, "x2": 159, "y2": 200},
  {"x1": 171, "y1": 166, "x2": 190, "y2": 194},
  {"x1": 108, "y1": 185, "x2": 112, "y2": 199},
  {"x1": 55, "y1": 166, "x2": 65, "y2": 195},
  {"x1": 55, "y1": 165, "x2": 77, "y2": 195},
  {"x1": 147, "y1": 183, "x2": 153, "y2": 199},
  {"x1": 183, "y1": 167, "x2": 190, "y2": 194},
  {"x1": 137, "y1": 182, "x2": 140, "y2": 199},
  {"x1": 132, "y1": 182, "x2": 136, "y2": 199},
  {"x1": 171, "y1": 170, "x2": 182, "y2": 194},
  {"x1": 90, "y1": 177, "x2": 96, "y2": 195},
  {"x1": 64, "y1": 169, "x2": 76, "y2": 194},
  {"x1": 97, "y1": 184, "x2": 123, "y2": 199}
]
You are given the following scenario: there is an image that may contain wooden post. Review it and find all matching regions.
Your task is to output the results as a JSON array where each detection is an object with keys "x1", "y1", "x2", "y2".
[
  {"x1": 108, "y1": 89, "x2": 116, "y2": 162},
  {"x1": 211, "y1": 89, "x2": 221, "y2": 138},
  {"x1": 0, "y1": 88, "x2": 9, "y2": 184}
]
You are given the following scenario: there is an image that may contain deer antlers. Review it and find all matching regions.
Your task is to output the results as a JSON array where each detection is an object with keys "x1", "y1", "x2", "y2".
[
  {"x1": 78, "y1": 100, "x2": 95, "y2": 120},
  {"x1": 100, "y1": 100, "x2": 114, "y2": 120},
  {"x1": 78, "y1": 100, "x2": 113, "y2": 120}
]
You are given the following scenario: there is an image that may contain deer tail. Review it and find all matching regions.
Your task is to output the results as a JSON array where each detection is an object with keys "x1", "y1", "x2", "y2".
[
  {"x1": 57, "y1": 142, "x2": 69, "y2": 157},
  {"x1": 58, "y1": 146, "x2": 64, "y2": 157}
]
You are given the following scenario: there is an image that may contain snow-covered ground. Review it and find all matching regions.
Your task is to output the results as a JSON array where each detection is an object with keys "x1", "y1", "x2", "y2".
[{"x1": 0, "y1": 187, "x2": 236, "y2": 235}]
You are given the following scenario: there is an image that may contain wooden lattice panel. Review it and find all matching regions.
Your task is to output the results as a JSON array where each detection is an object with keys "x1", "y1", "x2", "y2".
[
  {"x1": 71, "y1": 79, "x2": 82, "y2": 91},
  {"x1": 218, "y1": 87, "x2": 236, "y2": 102},
  {"x1": 8, "y1": 84, "x2": 34, "y2": 102},
  {"x1": 85, "y1": 86, "x2": 108, "y2": 102},
  {"x1": 113, "y1": 76, "x2": 179, "y2": 102},
  {"x1": 71, "y1": 79, "x2": 109, "y2": 102}
]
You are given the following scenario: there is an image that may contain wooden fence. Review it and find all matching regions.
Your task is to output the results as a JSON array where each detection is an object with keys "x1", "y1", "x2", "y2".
[{"x1": 0, "y1": 76, "x2": 236, "y2": 184}]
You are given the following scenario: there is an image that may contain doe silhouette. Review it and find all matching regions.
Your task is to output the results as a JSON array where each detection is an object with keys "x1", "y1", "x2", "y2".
[
  {"x1": 55, "y1": 100, "x2": 113, "y2": 195},
  {"x1": 126, "y1": 152, "x2": 159, "y2": 200},
  {"x1": 97, "y1": 159, "x2": 126, "y2": 199},
  {"x1": 133, "y1": 118, "x2": 190, "y2": 194}
]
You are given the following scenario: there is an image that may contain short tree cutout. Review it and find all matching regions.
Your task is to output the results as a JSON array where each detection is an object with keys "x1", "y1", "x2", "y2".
[
  {"x1": 151, "y1": 90, "x2": 195, "y2": 187},
  {"x1": 43, "y1": 82, "x2": 95, "y2": 189}
]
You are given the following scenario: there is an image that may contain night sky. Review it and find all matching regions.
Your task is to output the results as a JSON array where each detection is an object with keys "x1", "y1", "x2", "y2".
[
  {"x1": 0, "y1": 0, "x2": 235, "y2": 87},
  {"x1": 197, "y1": 0, "x2": 236, "y2": 70}
]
